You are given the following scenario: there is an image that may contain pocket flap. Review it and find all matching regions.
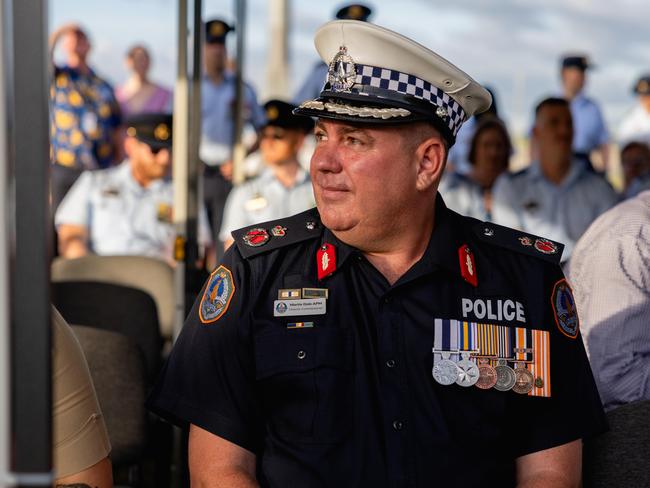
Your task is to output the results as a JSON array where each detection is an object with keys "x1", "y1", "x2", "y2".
[{"x1": 255, "y1": 327, "x2": 352, "y2": 380}]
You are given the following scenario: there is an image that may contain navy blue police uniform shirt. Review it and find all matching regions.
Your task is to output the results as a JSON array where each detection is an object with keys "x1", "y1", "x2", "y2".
[{"x1": 148, "y1": 195, "x2": 606, "y2": 488}]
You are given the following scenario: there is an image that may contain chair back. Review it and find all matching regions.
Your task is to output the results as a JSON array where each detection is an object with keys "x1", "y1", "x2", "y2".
[
  {"x1": 52, "y1": 255, "x2": 175, "y2": 339},
  {"x1": 52, "y1": 281, "x2": 162, "y2": 382},
  {"x1": 71, "y1": 325, "x2": 147, "y2": 466}
]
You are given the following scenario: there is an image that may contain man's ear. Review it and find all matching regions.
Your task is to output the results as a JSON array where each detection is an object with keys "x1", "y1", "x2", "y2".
[{"x1": 415, "y1": 136, "x2": 446, "y2": 192}]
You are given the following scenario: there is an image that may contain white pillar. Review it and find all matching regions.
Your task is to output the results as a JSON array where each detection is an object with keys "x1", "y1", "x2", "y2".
[{"x1": 264, "y1": 0, "x2": 290, "y2": 100}]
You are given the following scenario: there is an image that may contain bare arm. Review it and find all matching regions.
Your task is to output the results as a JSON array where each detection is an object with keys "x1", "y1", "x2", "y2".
[
  {"x1": 55, "y1": 456, "x2": 113, "y2": 488},
  {"x1": 189, "y1": 424, "x2": 258, "y2": 488},
  {"x1": 516, "y1": 439, "x2": 582, "y2": 488},
  {"x1": 57, "y1": 224, "x2": 89, "y2": 258}
]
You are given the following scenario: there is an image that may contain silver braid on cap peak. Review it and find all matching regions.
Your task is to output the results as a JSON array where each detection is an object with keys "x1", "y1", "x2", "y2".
[{"x1": 299, "y1": 100, "x2": 411, "y2": 120}]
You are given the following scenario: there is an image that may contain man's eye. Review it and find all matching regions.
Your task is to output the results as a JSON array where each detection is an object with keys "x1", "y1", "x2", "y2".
[
  {"x1": 314, "y1": 132, "x2": 327, "y2": 142},
  {"x1": 347, "y1": 136, "x2": 363, "y2": 146}
]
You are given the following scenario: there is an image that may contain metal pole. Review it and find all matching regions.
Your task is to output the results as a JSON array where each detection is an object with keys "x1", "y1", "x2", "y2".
[
  {"x1": 0, "y1": 2, "x2": 12, "y2": 486},
  {"x1": 172, "y1": 0, "x2": 190, "y2": 340},
  {"x1": 9, "y1": 0, "x2": 52, "y2": 486},
  {"x1": 232, "y1": 0, "x2": 247, "y2": 185},
  {"x1": 264, "y1": 0, "x2": 289, "y2": 100}
]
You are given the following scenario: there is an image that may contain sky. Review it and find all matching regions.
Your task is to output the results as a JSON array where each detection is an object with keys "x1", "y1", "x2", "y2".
[{"x1": 51, "y1": 0, "x2": 650, "y2": 136}]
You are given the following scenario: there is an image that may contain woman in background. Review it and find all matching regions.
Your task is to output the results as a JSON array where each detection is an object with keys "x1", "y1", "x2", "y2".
[
  {"x1": 440, "y1": 117, "x2": 512, "y2": 221},
  {"x1": 116, "y1": 45, "x2": 172, "y2": 116}
]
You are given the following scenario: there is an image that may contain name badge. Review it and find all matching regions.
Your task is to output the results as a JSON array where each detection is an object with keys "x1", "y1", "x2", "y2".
[{"x1": 274, "y1": 298, "x2": 326, "y2": 317}]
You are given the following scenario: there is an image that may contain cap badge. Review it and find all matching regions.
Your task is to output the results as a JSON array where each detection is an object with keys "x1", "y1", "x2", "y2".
[
  {"x1": 210, "y1": 23, "x2": 225, "y2": 37},
  {"x1": 639, "y1": 80, "x2": 649, "y2": 92},
  {"x1": 436, "y1": 107, "x2": 448, "y2": 119},
  {"x1": 154, "y1": 123, "x2": 170, "y2": 141},
  {"x1": 242, "y1": 228, "x2": 269, "y2": 247},
  {"x1": 328, "y1": 46, "x2": 357, "y2": 93},
  {"x1": 266, "y1": 105, "x2": 279, "y2": 120}
]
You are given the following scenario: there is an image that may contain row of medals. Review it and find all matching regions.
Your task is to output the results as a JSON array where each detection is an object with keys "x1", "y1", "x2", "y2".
[{"x1": 432, "y1": 350, "x2": 536, "y2": 394}]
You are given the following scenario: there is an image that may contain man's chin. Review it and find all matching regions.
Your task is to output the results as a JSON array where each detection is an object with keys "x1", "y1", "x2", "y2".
[{"x1": 317, "y1": 206, "x2": 357, "y2": 233}]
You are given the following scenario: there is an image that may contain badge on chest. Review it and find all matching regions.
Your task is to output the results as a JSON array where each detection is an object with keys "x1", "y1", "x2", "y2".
[{"x1": 461, "y1": 298, "x2": 526, "y2": 324}]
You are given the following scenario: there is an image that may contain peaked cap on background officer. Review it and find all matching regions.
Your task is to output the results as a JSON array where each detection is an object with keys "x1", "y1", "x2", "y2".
[
  {"x1": 335, "y1": 4, "x2": 372, "y2": 22},
  {"x1": 205, "y1": 19, "x2": 234, "y2": 44},
  {"x1": 264, "y1": 100, "x2": 315, "y2": 133},
  {"x1": 561, "y1": 54, "x2": 592, "y2": 71},
  {"x1": 293, "y1": 21, "x2": 492, "y2": 147},
  {"x1": 125, "y1": 113, "x2": 173, "y2": 150}
]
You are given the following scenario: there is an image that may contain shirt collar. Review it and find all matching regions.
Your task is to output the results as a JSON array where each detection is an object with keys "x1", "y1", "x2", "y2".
[
  {"x1": 529, "y1": 158, "x2": 587, "y2": 187},
  {"x1": 320, "y1": 193, "x2": 465, "y2": 282}
]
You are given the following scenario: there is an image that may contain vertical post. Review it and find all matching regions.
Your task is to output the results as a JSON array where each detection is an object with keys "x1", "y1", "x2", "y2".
[
  {"x1": 231, "y1": 0, "x2": 247, "y2": 185},
  {"x1": 0, "y1": 2, "x2": 12, "y2": 487},
  {"x1": 173, "y1": 0, "x2": 189, "y2": 340},
  {"x1": 10, "y1": 0, "x2": 52, "y2": 486},
  {"x1": 264, "y1": 0, "x2": 289, "y2": 100}
]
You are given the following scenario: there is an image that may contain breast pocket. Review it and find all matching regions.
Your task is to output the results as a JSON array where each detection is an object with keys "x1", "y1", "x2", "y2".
[{"x1": 254, "y1": 327, "x2": 354, "y2": 444}]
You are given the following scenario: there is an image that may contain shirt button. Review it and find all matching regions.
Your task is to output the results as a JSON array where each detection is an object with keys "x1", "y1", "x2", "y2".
[
  {"x1": 386, "y1": 359, "x2": 396, "y2": 368},
  {"x1": 392, "y1": 420, "x2": 404, "y2": 431},
  {"x1": 297, "y1": 350, "x2": 306, "y2": 360}
]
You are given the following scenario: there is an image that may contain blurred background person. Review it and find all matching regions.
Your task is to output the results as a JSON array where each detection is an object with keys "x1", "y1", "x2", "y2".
[
  {"x1": 619, "y1": 141, "x2": 650, "y2": 197},
  {"x1": 115, "y1": 44, "x2": 172, "y2": 117},
  {"x1": 492, "y1": 97, "x2": 617, "y2": 263},
  {"x1": 441, "y1": 117, "x2": 511, "y2": 221},
  {"x1": 559, "y1": 54, "x2": 609, "y2": 171},
  {"x1": 568, "y1": 190, "x2": 650, "y2": 411},
  {"x1": 618, "y1": 74, "x2": 650, "y2": 147},
  {"x1": 199, "y1": 18, "x2": 265, "y2": 259},
  {"x1": 49, "y1": 23, "x2": 122, "y2": 210},
  {"x1": 445, "y1": 86, "x2": 500, "y2": 176},
  {"x1": 292, "y1": 3, "x2": 373, "y2": 104},
  {"x1": 220, "y1": 100, "x2": 315, "y2": 249},
  {"x1": 55, "y1": 113, "x2": 211, "y2": 263}
]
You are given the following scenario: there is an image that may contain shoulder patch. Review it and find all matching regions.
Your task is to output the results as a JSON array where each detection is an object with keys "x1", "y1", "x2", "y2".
[
  {"x1": 199, "y1": 265, "x2": 235, "y2": 324},
  {"x1": 551, "y1": 279, "x2": 579, "y2": 339},
  {"x1": 232, "y1": 207, "x2": 322, "y2": 259},
  {"x1": 472, "y1": 221, "x2": 564, "y2": 264}
]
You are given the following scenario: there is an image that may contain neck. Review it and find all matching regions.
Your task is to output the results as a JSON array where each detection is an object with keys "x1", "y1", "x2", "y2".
[
  {"x1": 539, "y1": 154, "x2": 572, "y2": 184},
  {"x1": 272, "y1": 160, "x2": 300, "y2": 188},
  {"x1": 563, "y1": 87, "x2": 580, "y2": 101},
  {"x1": 67, "y1": 55, "x2": 89, "y2": 74},
  {"x1": 207, "y1": 69, "x2": 225, "y2": 84},
  {"x1": 127, "y1": 73, "x2": 149, "y2": 88},
  {"x1": 339, "y1": 201, "x2": 435, "y2": 285},
  {"x1": 130, "y1": 161, "x2": 152, "y2": 188}
]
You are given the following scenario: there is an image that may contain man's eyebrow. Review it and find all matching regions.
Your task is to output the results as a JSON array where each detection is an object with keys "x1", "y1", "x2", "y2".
[{"x1": 314, "y1": 121, "x2": 373, "y2": 138}]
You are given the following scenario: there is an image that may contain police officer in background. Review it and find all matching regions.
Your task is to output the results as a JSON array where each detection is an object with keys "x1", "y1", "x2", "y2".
[
  {"x1": 200, "y1": 19, "x2": 266, "y2": 258},
  {"x1": 559, "y1": 54, "x2": 609, "y2": 170},
  {"x1": 55, "y1": 113, "x2": 211, "y2": 263},
  {"x1": 220, "y1": 100, "x2": 315, "y2": 250},
  {"x1": 149, "y1": 20, "x2": 606, "y2": 487},
  {"x1": 292, "y1": 4, "x2": 373, "y2": 104},
  {"x1": 618, "y1": 74, "x2": 650, "y2": 147}
]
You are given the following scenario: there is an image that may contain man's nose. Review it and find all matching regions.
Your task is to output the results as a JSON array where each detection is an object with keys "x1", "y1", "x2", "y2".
[{"x1": 311, "y1": 141, "x2": 342, "y2": 173}]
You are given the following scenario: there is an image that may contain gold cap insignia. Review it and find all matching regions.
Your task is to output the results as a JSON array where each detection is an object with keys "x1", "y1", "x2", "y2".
[
  {"x1": 266, "y1": 106, "x2": 279, "y2": 120},
  {"x1": 126, "y1": 127, "x2": 137, "y2": 137},
  {"x1": 349, "y1": 6, "x2": 363, "y2": 18},
  {"x1": 210, "y1": 23, "x2": 225, "y2": 37},
  {"x1": 154, "y1": 123, "x2": 170, "y2": 141}
]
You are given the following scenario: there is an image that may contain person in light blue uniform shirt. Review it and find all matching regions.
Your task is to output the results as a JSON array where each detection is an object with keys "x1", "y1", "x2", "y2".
[
  {"x1": 559, "y1": 55, "x2": 609, "y2": 169},
  {"x1": 220, "y1": 100, "x2": 315, "y2": 248},
  {"x1": 55, "y1": 113, "x2": 211, "y2": 263},
  {"x1": 200, "y1": 19, "x2": 265, "y2": 262},
  {"x1": 292, "y1": 4, "x2": 373, "y2": 104},
  {"x1": 441, "y1": 117, "x2": 511, "y2": 221},
  {"x1": 492, "y1": 98, "x2": 617, "y2": 262}
]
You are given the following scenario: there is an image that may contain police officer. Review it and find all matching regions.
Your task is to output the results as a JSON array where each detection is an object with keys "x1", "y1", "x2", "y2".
[
  {"x1": 618, "y1": 74, "x2": 650, "y2": 147},
  {"x1": 149, "y1": 21, "x2": 606, "y2": 487},
  {"x1": 55, "y1": 113, "x2": 211, "y2": 262},
  {"x1": 292, "y1": 4, "x2": 372, "y2": 104},
  {"x1": 559, "y1": 54, "x2": 609, "y2": 170},
  {"x1": 200, "y1": 19, "x2": 266, "y2": 260},
  {"x1": 492, "y1": 97, "x2": 618, "y2": 263},
  {"x1": 220, "y1": 99, "x2": 315, "y2": 249}
]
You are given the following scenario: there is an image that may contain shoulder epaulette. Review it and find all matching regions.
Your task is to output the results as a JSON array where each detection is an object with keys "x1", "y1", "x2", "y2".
[
  {"x1": 232, "y1": 207, "x2": 322, "y2": 259},
  {"x1": 472, "y1": 221, "x2": 564, "y2": 265}
]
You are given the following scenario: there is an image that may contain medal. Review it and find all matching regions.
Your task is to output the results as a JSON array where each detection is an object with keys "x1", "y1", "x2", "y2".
[
  {"x1": 242, "y1": 228, "x2": 269, "y2": 247},
  {"x1": 476, "y1": 357, "x2": 497, "y2": 390},
  {"x1": 432, "y1": 318, "x2": 460, "y2": 385},
  {"x1": 494, "y1": 359, "x2": 516, "y2": 391},
  {"x1": 456, "y1": 351, "x2": 479, "y2": 387},
  {"x1": 432, "y1": 351, "x2": 459, "y2": 385},
  {"x1": 512, "y1": 363, "x2": 534, "y2": 394},
  {"x1": 456, "y1": 321, "x2": 479, "y2": 387}
]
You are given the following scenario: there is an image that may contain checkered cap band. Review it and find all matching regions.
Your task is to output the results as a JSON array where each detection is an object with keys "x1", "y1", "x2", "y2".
[{"x1": 325, "y1": 62, "x2": 468, "y2": 136}]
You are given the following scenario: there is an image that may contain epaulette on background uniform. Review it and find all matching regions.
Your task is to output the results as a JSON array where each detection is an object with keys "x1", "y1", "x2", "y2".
[
  {"x1": 232, "y1": 207, "x2": 323, "y2": 259},
  {"x1": 472, "y1": 221, "x2": 564, "y2": 265}
]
